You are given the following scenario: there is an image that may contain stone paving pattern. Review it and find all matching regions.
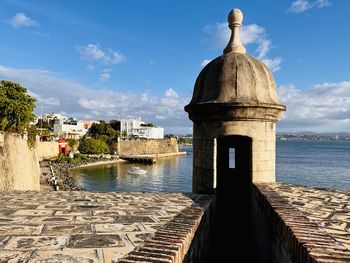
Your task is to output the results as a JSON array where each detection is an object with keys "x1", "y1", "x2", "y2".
[
  {"x1": 270, "y1": 183, "x2": 350, "y2": 250},
  {"x1": 0, "y1": 190, "x2": 211, "y2": 262},
  {"x1": 256, "y1": 183, "x2": 350, "y2": 262}
]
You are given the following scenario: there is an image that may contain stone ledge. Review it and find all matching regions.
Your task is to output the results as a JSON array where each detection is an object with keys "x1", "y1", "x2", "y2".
[
  {"x1": 118, "y1": 196, "x2": 213, "y2": 263},
  {"x1": 255, "y1": 183, "x2": 350, "y2": 262}
]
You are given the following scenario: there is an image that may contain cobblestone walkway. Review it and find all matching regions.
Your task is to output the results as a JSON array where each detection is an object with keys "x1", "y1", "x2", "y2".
[
  {"x1": 270, "y1": 183, "x2": 350, "y2": 250},
  {"x1": 0, "y1": 190, "x2": 208, "y2": 262}
]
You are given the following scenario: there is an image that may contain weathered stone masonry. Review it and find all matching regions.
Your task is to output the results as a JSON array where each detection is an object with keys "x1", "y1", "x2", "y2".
[
  {"x1": 0, "y1": 190, "x2": 213, "y2": 262},
  {"x1": 253, "y1": 184, "x2": 350, "y2": 262}
]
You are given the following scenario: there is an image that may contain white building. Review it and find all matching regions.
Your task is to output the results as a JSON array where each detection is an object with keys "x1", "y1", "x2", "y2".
[
  {"x1": 119, "y1": 118, "x2": 164, "y2": 139},
  {"x1": 132, "y1": 127, "x2": 164, "y2": 139},
  {"x1": 53, "y1": 120, "x2": 88, "y2": 138},
  {"x1": 43, "y1": 113, "x2": 68, "y2": 123},
  {"x1": 119, "y1": 118, "x2": 144, "y2": 136}
]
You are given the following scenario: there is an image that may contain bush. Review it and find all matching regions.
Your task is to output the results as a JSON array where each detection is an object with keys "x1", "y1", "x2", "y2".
[
  {"x1": 78, "y1": 138, "x2": 110, "y2": 154},
  {"x1": 67, "y1": 139, "x2": 79, "y2": 152},
  {"x1": 27, "y1": 125, "x2": 38, "y2": 149},
  {"x1": 57, "y1": 153, "x2": 67, "y2": 163}
]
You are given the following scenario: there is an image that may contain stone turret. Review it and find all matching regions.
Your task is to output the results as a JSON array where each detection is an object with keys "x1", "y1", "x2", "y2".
[{"x1": 185, "y1": 8, "x2": 285, "y2": 194}]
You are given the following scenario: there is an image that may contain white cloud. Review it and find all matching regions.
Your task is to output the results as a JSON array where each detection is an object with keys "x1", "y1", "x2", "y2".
[
  {"x1": 278, "y1": 81, "x2": 350, "y2": 132},
  {"x1": 316, "y1": 0, "x2": 331, "y2": 8},
  {"x1": 288, "y1": 0, "x2": 331, "y2": 13},
  {"x1": 165, "y1": 88, "x2": 179, "y2": 98},
  {"x1": 201, "y1": 59, "x2": 211, "y2": 67},
  {"x1": 0, "y1": 65, "x2": 191, "y2": 133},
  {"x1": 77, "y1": 44, "x2": 124, "y2": 65},
  {"x1": 28, "y1": 91, "x2": 60, "y2": 106},
  {"x1": 7, "y1": 13, "x2": 39, "y2": 28},
  {"x1": 99, "y1": 72, "x2": 110, "y2": 81},
  {"x1": 262, "y1": 57, "x2": 283, "y2": 72},
  {"x1": 99, "y1": 69, "x2": 112, "y2": 81},
  {"x1": 202, "y1": 22, "x2": 282, "y2": 71}
]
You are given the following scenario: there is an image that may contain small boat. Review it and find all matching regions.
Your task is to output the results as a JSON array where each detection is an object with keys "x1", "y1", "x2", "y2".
[{"x1": 127, "y1": 167, "x2": 147, "y2": 175}]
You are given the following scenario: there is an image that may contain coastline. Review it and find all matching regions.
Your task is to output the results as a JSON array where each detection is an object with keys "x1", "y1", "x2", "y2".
[
  {"x1": 72, "y1": 158, "x2": 127, "y2": 169},
  {"x1": 156, "y1": 151, "x2": 187, "y2": 158},
  {"x1": 44, "y1": 151, "x2": 187, "y2": 191}
]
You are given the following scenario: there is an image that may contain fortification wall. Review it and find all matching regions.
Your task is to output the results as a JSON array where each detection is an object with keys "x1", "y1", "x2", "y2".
[
  {"x1": 251, "y1": 184, "x2": 350, "y2": 262},
  {"x1": 118, "y1": 138, "x2": 178, "y2": 155},
  {"x1": 35, "y1": 141, "x2": 59, "y2": 161},
  {"x1": 0, "y1": 132, "x2": 58, "y2": 190},
  {"x1": 0, "y1": 132, "x2": 40, "y2": 190}
]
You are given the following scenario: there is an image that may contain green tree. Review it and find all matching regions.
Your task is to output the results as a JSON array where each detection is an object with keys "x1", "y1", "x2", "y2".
[
  {"x1": 36, "y1": 119, "x2": 49, "y2": 129},
  {"x1": 88, "y1": 121, "x2": 115, "y2": 138},
  {"x1": 78, "y1": 138, "x2": 110, "y2": 154},
  {"x1": 109, "y1": 120, "x2": 120, "y2": 131},
  {"x1": 67, "y1": 139, "x2": 79, "y2": 152},
  {"x1": 0, "y1": 80, "x2": 36, "y2": 133}
]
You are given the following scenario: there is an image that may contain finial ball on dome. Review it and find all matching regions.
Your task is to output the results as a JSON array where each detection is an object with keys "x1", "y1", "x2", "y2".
[{"x1": 228, "y1": 8, "x2": 243, "y2": 26}]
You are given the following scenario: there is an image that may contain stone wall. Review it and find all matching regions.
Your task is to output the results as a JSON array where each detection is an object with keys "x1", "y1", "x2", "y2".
[
  {"x1": 0, "y1": 132, "x2": 40, "y2": 190},
  {"x1": 0, "y1": 132, "x2": 58, "y2": 190},
  {"x1": 35, "y1": 141, "x2": 59, "y2": 161},
  {"x1": 251, "y1": 183, "x2": 350, "y2": 262},
  {"x1": 118, "y1": 138, "x2": 178, "y2": 155},
  {"x1": 119, "y1": 195, "x2": 214, "y2": 263}
]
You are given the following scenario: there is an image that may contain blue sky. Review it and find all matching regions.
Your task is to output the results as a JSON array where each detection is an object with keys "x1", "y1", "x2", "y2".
[{"x1": 1, "y1": 0, "x2": 350, "y2": 134}]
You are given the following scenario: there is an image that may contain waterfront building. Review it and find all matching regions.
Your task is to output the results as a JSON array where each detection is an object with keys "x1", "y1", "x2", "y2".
[
  {"x1": 118, "y1": 117, "x2": 164, "y2": 139},
  {"x1": 52, "y1": 118, "x2": 99, "y2": 139},
  {"x1": 53, "y1": 119, "x2": 88, "y2": 138},
  {"x1": 132, "y1": 126, "x2": 164, "y2": 139}
]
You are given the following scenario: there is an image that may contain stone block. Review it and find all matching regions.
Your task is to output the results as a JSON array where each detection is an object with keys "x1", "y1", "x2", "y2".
[
  {"x1": 94, "y1": 223, "x2": 143, "y2": 234},
  {"x1": 12, "y1": 209, "x2": 54, "y2": 216},
  {"x1": 4, "y1": 236, "x2": 68, "y2": 250},
  {"x1": 55, "y1": 210, "x2": 92, "y2": 216},
  {"x1": 0, "y1": 250, "x2": 31, "y2": 263},
  {"x1": 75, "y1": 216, "x2": 116, "y2": 224},
  {"x1": 0, "y1": 224, "x2": 43, "y2": 236},
  {"x1": 68, "y1": 234, "x2": 125, "y2": 248},
  {"x1": 28, "y1": 249, "x2": 102, "y2": 262},
  {"x1": 42, "y1": 224, "x2": 92, "y2": 235},
  {"x1": 31, "y1": 216, "x2": 75, "y2": 224}
]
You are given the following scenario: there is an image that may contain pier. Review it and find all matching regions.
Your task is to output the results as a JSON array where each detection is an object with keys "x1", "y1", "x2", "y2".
[{"x1": 120, "y1": 152, "x2": 187, "y2": 164}]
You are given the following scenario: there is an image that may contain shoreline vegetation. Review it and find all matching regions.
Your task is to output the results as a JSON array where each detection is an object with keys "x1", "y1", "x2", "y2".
[{"x1": 43, "y1": 151, "x2": 187, "y2": 191}]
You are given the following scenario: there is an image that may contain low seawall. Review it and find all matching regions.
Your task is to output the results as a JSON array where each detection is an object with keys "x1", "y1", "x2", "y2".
[
  {"x1": 117, "y1": 138, "x2": 179, "y2": 155},
  {"x1": 0, "y1": 132, "x2": 58, "y2": 190}
]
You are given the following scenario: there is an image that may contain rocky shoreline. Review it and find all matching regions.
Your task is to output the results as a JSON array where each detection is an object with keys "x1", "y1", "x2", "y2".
[{"x1": 46, "y1": 156, "x2": 120, "y2": 191}]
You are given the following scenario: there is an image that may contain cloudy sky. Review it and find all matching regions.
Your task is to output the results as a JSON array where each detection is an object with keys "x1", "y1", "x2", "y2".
[{"x1": 0, "y1": 0, "x2": 349, "y2": 134}]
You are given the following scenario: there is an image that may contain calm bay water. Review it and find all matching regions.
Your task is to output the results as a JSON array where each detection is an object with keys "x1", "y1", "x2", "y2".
[
  {"x1": 72, "y1": 142, "x2": 350, "y2": 192},
  {"x1": 276, "y1": 140, "x2": 350, "y2": 190}
]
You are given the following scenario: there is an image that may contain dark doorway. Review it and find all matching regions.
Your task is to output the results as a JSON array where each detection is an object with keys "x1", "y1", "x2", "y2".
[{"x1": 211, "y1": 135, "x2": 256, "y2": 261}]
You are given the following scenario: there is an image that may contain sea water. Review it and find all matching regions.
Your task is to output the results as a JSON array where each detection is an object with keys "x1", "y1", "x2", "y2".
[{"x1": 72, "y1": 141, "x2": 350, "y2": 192}]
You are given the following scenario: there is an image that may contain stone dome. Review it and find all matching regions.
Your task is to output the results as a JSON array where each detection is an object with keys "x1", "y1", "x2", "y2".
[{"x1": 185, "y1": 9, "x2": 286, "y2": 122}]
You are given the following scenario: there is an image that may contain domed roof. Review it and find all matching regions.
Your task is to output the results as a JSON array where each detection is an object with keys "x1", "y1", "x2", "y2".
[
  {"x1": 185, "y1": 9, "x2": 286, "y2": 122},
  {"x1": 191, "y1": 52, "x2": 282, "y2": 105}
]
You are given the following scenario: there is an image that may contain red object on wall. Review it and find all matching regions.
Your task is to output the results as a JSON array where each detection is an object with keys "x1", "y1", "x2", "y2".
[{"x1": 58, "y1": 139, "x2": 68, "y2": 154}]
